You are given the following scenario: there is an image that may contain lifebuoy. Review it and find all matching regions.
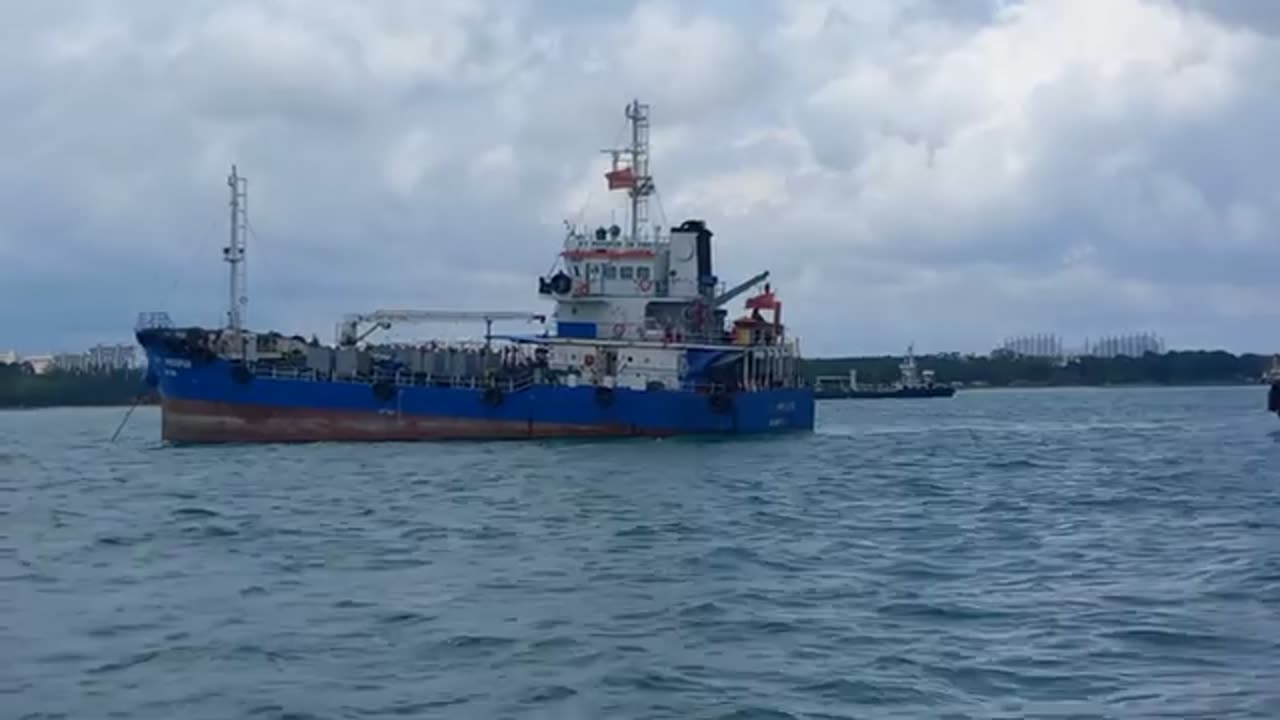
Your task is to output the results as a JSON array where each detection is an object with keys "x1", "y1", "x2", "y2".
[
  {"x1": 573, "y1": 281, "x2": 590, "y2": 296},
  {"x1": 636, "y1": 278, "x2": 653, "y2": 293},
  {"x1": 584, "y1": 354, "x2": 595, "y2": 367},
  {"x1": 612, "y1": 323, "x2": 626, "y2": 338}
]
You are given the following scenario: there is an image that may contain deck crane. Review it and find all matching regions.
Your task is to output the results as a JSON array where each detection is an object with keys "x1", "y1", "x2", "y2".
[
  {"x1": 712, "y1": 270, "x2": 770, "y2": 307},
  {"x1": 336, "y1": 310, "x2": 546, "y2": 348}
]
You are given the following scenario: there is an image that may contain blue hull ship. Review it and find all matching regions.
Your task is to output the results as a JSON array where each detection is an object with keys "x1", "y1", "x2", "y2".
[
  {"x1": 137, "y1": 351, "x2": 813, "y2": 442},
  {"x1": 136, "y1": 99, "x2": 815, "y2": 443}
]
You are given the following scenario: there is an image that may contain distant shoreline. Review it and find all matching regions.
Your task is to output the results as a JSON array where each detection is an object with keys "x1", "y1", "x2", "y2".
[
  {"x1": 803, "y1": 350, "x2": 1270, "y2": 389},
  {"x1": 0, "y1": 399, "x2": 157, "y2": 411},
  {"x1": 0, "y1": 366, "x2": 157, "y2": 410},
  {"x1": 954, "y1": 381, "x2": 1258, "y2": 390}
]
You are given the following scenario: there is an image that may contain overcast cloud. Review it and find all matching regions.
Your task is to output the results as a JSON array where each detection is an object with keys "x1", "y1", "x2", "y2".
[{"x1": 2, "y1": 0, "x2": 1278, "y2": 356}]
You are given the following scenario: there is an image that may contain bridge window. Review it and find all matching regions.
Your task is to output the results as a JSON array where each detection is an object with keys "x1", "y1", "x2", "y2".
[
  {"x1": 603, "y1": 264, "x2": 618, "y2": 279},
  {"x1": 636, "y1": 266, "x2": 651, "y2": 281},
  {"x1": 619, "y1": 266, "x2": 634, "y2": 279}
]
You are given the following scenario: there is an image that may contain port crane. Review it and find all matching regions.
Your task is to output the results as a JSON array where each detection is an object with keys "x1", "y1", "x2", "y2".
[{"x1": 336, "y1": 310, "x2": 546, "y2": 348}]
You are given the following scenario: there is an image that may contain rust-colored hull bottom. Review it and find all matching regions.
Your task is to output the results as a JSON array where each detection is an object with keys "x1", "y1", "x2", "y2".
[{"x1": 160, "y1": 398, "x2": 674, "y2": 443}]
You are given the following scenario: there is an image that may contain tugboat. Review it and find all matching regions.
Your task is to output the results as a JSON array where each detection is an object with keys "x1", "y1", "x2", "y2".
[
  {"x1": 134, "y1": 99, "x2": 815, "y2": 443},
  {"x1": 814, "y1": 345, "x2": 956, "y2": 400}
]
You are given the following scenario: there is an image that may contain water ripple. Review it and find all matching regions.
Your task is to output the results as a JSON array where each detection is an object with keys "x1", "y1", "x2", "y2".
[{"x1": 3, "y1": 389, "x2": 1280, "y2": 718}]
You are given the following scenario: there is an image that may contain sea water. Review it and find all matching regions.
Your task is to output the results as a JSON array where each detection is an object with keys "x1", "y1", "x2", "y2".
[{"x1": 2, "y1": 386, "x2": 1278, "y2": 718}]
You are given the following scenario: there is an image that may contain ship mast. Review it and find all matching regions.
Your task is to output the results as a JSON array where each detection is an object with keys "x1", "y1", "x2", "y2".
[
  {"x1": 223, "y1": 165, "x2": 249, "y2": 353},
  {"x1": 626, "y1": 100, "x2": 652, "y2": 243},
  {"x1": 603, "y1": 99, "x2": 654, "y2": 243}
]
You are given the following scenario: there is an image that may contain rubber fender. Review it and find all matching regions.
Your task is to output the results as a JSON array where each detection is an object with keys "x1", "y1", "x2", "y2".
[
  {"x1": 230, "y1": 364, "x2": 253, "y2": 385},
  {"x1": 483, "y1": 385, "x2": 504, "y2": 407},
  {"x1": 595, "y1": 385, "x2": 615, "y2": 408},
  {"x1": 372, "y1": 380, "x2": 397, "y2": 402},
  {"x1": 708, "y1": 390, "x2": 734, "y2": 415}
]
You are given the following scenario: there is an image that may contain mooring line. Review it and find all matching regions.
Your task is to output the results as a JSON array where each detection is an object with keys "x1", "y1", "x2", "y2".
[{"x1": 109, "y1": 397, "x2": 144, "y2": 443}]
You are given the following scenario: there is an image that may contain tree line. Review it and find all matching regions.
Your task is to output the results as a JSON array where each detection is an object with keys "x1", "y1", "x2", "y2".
[
  {"x1": 801, "y1": 350, "x2": 1273, "y2": 388},
  {"x1": 0, "y1": 363, "x2": 156, "y2": 408}
]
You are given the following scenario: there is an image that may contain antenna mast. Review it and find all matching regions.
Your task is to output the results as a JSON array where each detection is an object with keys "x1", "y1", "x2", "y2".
[
  {"x1": 627, "y1": 99, "x2": 652, "y2": 243},
  {"x1": 223, "y1": 165, "x2": 249, "y2": 345},
  {"x1": 603, "y1": 99, "x2": 654, "y2": 243}
]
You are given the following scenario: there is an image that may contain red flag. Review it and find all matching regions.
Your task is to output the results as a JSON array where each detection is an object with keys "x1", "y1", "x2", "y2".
[{"x1": 605, "y1": 167, "x2": 635, "y2": 190}]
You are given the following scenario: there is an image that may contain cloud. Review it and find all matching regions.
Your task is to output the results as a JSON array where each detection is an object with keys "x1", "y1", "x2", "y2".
[
  {"x1": 1173, "y1": 0, "x2": 1280, "y2": 33},
  {"x1": 1, "y1": 0, "x2": 1279, "y2": 357}
]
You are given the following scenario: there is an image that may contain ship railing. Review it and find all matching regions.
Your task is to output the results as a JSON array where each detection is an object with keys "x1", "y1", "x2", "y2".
[
  {"x1": 679, "y1": 380, "x2": 775, "y2": 394},
  {"x1": 679, "y1": 381, "x2": 728, "y2": 394},
  {"x1": 251, "y1": 363, "x2": 536, "y2": 392},
  {"x1": 374, "y1": 368, "x2": 534, "y2": 392},
  {"x1": 507, "y1": 376, "x2": 536, "y2": 393},
  {"x1": 679, "y1": 376, "x2": 805, "y2": 395},
  {"x1": 252, "y1": 365, "x2": 326, "y2": 382},
  {"x1": 135, "y1": 311, "x2": 174, "y2": 331},
  {"x1": 250, "y1": 362, "x2": 802, "y2": 393}
]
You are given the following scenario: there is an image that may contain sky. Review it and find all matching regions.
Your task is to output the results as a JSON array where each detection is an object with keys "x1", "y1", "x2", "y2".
[{"x1": 2, "y1": 0, "x2": 1278, "y2": 357}]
